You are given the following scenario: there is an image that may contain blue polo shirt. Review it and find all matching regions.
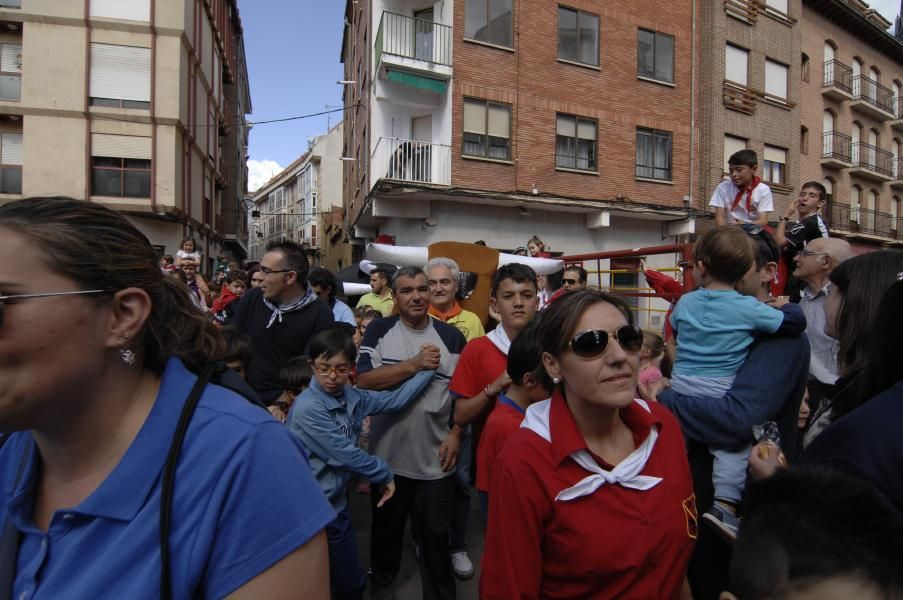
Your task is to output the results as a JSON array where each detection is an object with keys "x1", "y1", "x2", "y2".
[{"x1": 0, "y1": 358, "x2": 335, "y2": 599}]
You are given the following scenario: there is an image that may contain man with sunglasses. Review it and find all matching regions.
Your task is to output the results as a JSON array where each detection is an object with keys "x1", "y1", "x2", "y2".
[
  {"x1": 654, "y1": 226, "x2": 810, "y2": 599},
  {"x1": 233, "y1": 240, "x2": 334, "y2": 405},
  {"x1": 792, "y1": 237, "x2": 852, "y2": 413},
  {"x1": 561, "y1": 266, "x2": 588, "y2": 292}
]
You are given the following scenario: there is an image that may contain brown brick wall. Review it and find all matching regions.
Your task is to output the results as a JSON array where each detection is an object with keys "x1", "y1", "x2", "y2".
[
  {"x1": 697, "y1": 0, "x2": 801, "y2": 216},
  {"x1": 342, "y1": 0, "x2": 372, "y2": 228},
  {"x1": 801, "y1": 3, "x2": 903, "y2": 222},
  {"x1": 449, "y1": 0, "x2": 696, "y2": 210}
]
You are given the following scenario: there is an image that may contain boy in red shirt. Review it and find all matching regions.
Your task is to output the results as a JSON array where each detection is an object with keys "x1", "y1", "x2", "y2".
[{"x1": 476, "y1": 322, "x2": 554, "y2": 524}]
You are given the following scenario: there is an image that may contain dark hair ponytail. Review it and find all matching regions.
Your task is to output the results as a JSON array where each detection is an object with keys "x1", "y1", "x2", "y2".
[{"x1": 0, "y1": 197, "x2": 224, "y2": 373}]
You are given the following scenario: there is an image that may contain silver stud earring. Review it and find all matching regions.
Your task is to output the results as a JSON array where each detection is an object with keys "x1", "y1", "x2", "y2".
[
  {"x1": 119, "y1": 348, "x2": 136, "y2": 366},
  {"x1": 552, "y1": 377, "x2": 560, "y2": 384}
]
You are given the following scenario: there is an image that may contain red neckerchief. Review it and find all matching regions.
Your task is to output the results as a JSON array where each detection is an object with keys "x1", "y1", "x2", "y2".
[
  {"x1": 731, "y1": 176, "x2": 761, "y2": 213},
  {"x1": 429, "y1": 301, "x2": 463, "y2": 321}
]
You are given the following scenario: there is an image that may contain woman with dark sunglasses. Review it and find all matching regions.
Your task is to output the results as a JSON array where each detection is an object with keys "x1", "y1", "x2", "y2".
[
  {"x1": 0, "y1": 198, "x2": 333, "y2": 598},
  {"x1": 480, "y1": 290, "x2": 695, "y2": 599}
]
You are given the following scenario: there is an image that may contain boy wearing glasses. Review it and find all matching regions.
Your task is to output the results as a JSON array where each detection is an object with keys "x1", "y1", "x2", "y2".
[
  {"x1": 288, "y1": 327, "x2": 437, "y2": 600},
  {"x1": 670, "y1": 226, "x2": 805, "y2": 540}
]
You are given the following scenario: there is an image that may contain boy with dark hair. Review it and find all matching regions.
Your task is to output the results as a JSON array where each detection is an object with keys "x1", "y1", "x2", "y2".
[
  {"x1": 710, "y1": 149, "x2": 773, "y2": 227},
  {"x1": 308, "y1": 266, "x2": 357, "y2": 326},
  {"x1": 725, "y1": 467, "x2": 903, "y2": 600},
  {"x1": 221, "y1": 326, "x2": 252, "y2": 380},
  {"x1": 211, "y1": 270, "x2": 247, "y2": 327},
  {"x1": 475, "y1": 322, "x2": 553, "y2": 523},
  {"x1": 774, "y1": 181, "x2": 830, "y2": 298},
  {"x1": 670, "y1": 226, "x2": 805, "y2": 539},
  {"x1": 269, "y1": 356, "x2": 312, "y2": 423},
  {"x1": 289, "y1": 327, "x2": 437, "y2": 600}
]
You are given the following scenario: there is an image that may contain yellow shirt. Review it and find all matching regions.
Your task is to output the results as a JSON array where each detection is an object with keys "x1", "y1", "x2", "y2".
[
  {"x1": 443, "y1": 309, "x2": 485, "y2": 342},
  {"x1": 356, "y1": 292, "x2": 395, "y2": 317}
]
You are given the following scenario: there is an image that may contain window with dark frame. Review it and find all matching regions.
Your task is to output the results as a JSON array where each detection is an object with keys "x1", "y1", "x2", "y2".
[
  {"x1": 558, "y1": 6, "x2": 599, "y2": 67},
  {"x1": 635, "y1": 128, "x2": 672, "y2": 181},
  {"x1": 463, "y1": 97, "x2": 511, "y2": 161},
  {"x1": 556, "y1": 114, "x2": 596, "y2": 171},
  {"x1": 91, "y1": 156, "x2": 151, "y2": 198},
  {"x1": 464, "y1": 0, "x2": 513, "y2": 48},
  {"x1": 637, "y1": 29, "x2": 674, "y2": 84},
  {"x1": 763, "y1": 145, "x2": 787, "y2": 185}
]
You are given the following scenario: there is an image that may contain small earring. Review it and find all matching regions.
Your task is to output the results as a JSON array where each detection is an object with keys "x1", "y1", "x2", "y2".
[
  {"x1": 119, "y1": 348, "x2": 136, "y2": 366},
  {"x1": 552, "y1": 377, "x2": 560, "y2": 384}
]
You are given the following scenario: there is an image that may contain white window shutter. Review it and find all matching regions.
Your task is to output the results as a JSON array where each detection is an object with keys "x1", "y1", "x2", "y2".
[
  {"x1": 556, "y1": 115, "x2": 575, "y2": 137},
  {"x1": 90, "y1": 43, "x2": 151, "y2": 102},
  {"x1": 463, "y1": 100, "x2": 486, "y2": 134},
  {"x1": 765, "y1": 60, "x2": 788, "y2": 99},
  {"x1": 0, "y1": 44, "x2": 22, "y2": 73},
  {"x1": 577, "y1": 119, "x2": 596, "y2": 141},
  {"x1": 1, "y1": 133, "x2": 23, "y2": 165},
  {"x1": 91, "y1": 133, "x2": 151, "y2": 159},
  {"x1": 765, "y1": 0, "x2": 788, "y2": 13},
  {"x1": 725, "y1": 45, "x2": 748, "y2": 86},
  {"x1": 488, "y1": 104, "x2": 510, "y2": 138},
  {"x1": 764, "y1": 145, "x2": 786, "y2": 164},
  {"x1": 724, "y1": 136, "x2": 746, "y2": 172},
  {"x1": 90, "y1": 0, "x2": 150, "y2": 22}
]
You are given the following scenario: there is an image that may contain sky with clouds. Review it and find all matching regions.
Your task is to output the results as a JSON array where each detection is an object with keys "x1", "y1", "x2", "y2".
[{"x1": 238, "y1": 0, "x2": 901, "y2": 192}]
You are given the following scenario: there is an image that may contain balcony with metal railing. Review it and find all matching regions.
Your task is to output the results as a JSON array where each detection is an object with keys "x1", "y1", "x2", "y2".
[
  {"x1": 828, "y1": 202, "x2": 896, "y2": 238},
  {"x1": 822, "y1": 60, "x2": 852, "y2": 101},
  {"x1": 891, "y1": 96, "x2": 903, "y2": 131},
  {"x1": 892, "y1": 157, "x2": 903, "y2": 190},
  {"x1": 851, "y1": 75, "x2": 895, "y2": 120},
  {"x1": 821, "y1": 131, "x2": 852, "y2": 169},
  {"x1": 850, "y1": 142, "x2": 894, "y2": 182},
  {"x1": 375, "y1": 12, "x2": 452, "y2": 92},
  {"x1": 371, "y1": 137, "x2": 450, "y2": 187}
]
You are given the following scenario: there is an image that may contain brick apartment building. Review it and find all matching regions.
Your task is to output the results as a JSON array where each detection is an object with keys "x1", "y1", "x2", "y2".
[
  {"x1": 801, "y1": 0, "x2": 903, "y2": 251},
  {"x1": 0, "y1": 0, "x2": 252, "y2": 270},
  {"x1": 697, "y1": 0, "x2": 801, "y2": 218},
  {"x1": 341, "y1": 0, "x2": 698, "y2": 269}
]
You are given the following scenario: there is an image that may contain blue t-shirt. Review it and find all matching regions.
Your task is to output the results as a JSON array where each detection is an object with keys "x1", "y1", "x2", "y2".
[
  {"x1": 670, "y1": 288, "x2": 784, "y2": 377},
  {"x1": 0, "y1": 358, "x2": 335, "y2": 599}
]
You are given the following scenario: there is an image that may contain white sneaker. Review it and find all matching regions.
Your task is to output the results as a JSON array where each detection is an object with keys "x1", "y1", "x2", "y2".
[{"x1": 450, "y1": 551, "x2": 474, "y2": 580}]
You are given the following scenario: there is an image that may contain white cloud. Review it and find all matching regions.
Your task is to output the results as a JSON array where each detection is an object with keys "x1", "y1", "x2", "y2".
[{"x1": 247, "y1": 159, "x2": 284, "y2": 193}]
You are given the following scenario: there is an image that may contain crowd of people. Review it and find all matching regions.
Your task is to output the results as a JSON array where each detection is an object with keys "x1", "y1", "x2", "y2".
[{"x1": 0, "y1": 174, "x2": 901, "y2": 600}]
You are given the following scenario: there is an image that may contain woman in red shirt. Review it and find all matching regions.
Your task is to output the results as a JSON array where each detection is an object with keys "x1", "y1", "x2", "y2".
[{"x1": 481, "y1": 290, "x2": 696, "y2": 599}]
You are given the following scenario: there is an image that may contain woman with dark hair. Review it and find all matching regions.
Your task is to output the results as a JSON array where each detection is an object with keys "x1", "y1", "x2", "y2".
[
  {"x1": 802, "y1": 249, "x2": 903, "y2": 445},
  {"x1": 752, "y1": 255, "x2": 903, "y2": 516},
  {"x1": 0, "y1": 198, "x2": 333, "y2": 598},
  {"x1": 480, "y1": 290, "x2": 695, "y2": 599}
]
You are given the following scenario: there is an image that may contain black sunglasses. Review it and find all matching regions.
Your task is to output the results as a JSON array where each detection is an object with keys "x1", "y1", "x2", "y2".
[{"x1": 568, "y1": 325, "x2": 644, "y2": 358}]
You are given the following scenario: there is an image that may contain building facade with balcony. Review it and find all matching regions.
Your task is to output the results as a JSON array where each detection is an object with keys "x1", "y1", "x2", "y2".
[
  {"x1": 248, "y1": 123, "x2": 350, "y2": 271},
  {"x1": 342, "y1": 0, "x2": 698, "y2": 263},
  {"x1": 0, "y1": 0, "x2": 251, "y2": 272},
  {"x1": 801, "y1": 0, "x2": 903, "y2": 248},
  {"x1": 697, "y1": 0, "x2": 802, "y2": 219}
]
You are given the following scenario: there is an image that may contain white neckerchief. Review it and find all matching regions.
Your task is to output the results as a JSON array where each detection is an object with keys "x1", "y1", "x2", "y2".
[
  {"x1": 262, "y1": 287, "x2": 317, "y2": 328},
  {"x1": 486, "y1": 325, "x2": 512, "y2": 355},
  {"x1": 521, "y1": 398, "x2": 662, "y2": 502}
]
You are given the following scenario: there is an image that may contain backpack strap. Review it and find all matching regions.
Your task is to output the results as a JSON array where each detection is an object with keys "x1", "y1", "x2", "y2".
[
  {"x1": 159, "y1": 362, "x2": 216, "y2": 600},
  {"x1": 0, "y1": 434, "x2": 30, "y2": 600}
]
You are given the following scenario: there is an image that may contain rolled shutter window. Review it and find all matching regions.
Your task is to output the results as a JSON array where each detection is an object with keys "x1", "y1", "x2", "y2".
[
  {"x1": 725, "y1": 45, "x2": 748, "y2": 86},
  {"x1": 463, "y1": 99, "x2": 486, "y2": 134},
  {"x1": 557, "y1": 115, "x2": 576, "y2": 138},
  {"x1": 724, "y1": 136, "x2": 746, "y2": 172},
  {"x1": 765, "y1": 60, "x2": 788, "y2": 99},
  {"x1": 90, "y1": 0, "x2": 150, "y2": 21},
  {"x1": 577, "y1": 119, "x2": 596, "y2": 141},
  {"x1": 92, "y1": 134, "x2": 151, "y2": 160},
  {"x1": 488, "y1": 104, "x2": 510, "y2": 138},
  {"x1": 90, "y1": 43, "x2": 151, "y2": 102},
  {"x1": 1, "y1": 133, "x2": 23, "y2": 165},
  {"x1": 0, "y1": 44, "x2": 22, "y2": 72},
  {"x1": 764, "y1": 146, "x2": 786, "y2": 164}
]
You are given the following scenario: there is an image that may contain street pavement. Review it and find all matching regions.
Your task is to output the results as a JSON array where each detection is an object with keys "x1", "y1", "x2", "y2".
[{"x1": 349, "y1": 484, "x2": 484, "y2": 599}]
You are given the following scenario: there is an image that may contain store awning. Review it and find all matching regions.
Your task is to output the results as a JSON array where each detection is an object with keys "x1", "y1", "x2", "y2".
[{"x1": 386, "y1": 69, "x2": 447, "y2": 94}]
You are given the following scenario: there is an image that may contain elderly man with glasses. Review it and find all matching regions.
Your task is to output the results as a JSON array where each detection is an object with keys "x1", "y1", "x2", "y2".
[
  {"x1": 232, "y1": 240, "x2": 334, "y2": 405},
  {"x1": 792, "y1": 237, "x2": 852, "y2": 414}
]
